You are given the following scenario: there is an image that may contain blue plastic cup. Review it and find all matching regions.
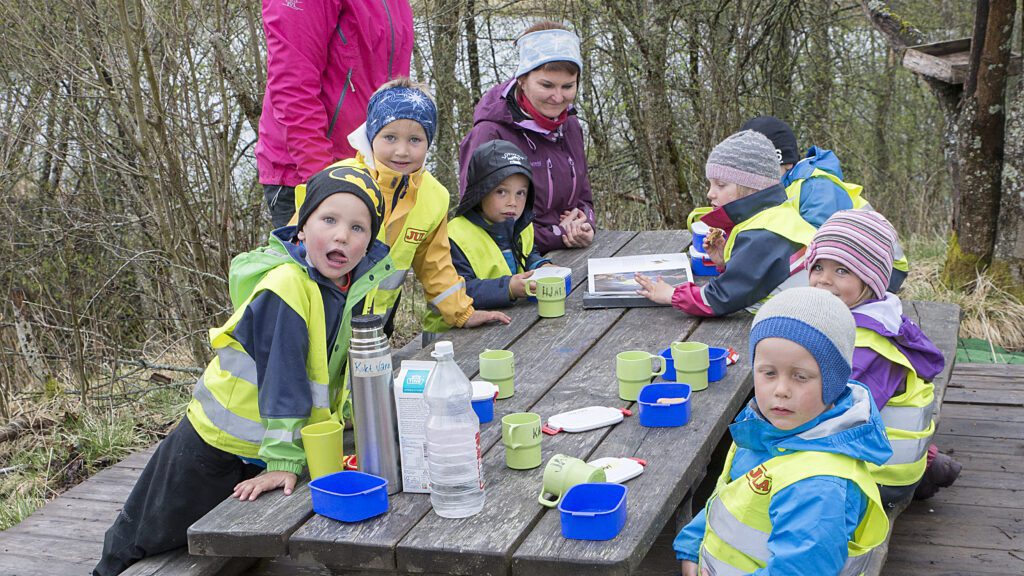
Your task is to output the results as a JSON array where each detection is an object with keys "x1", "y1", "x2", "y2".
[
  {"x1": 558, "y1": 483, "x2": 628, "y2": 541},
  {"x1": 309, "y1": 471, "x2": 389, "y2": 523},
  {"x1": 659, "y1": 348, "x2": 676, "y2": 381},
  {"x1": 638, "y1": 383, "x2": 692, "y2": 427},
  {"x1": 471, "y1": 381, "x2": 498, "y2": 423},
  {"x1": 708, "y1": 347, "x2": 729, "y2": 382}
]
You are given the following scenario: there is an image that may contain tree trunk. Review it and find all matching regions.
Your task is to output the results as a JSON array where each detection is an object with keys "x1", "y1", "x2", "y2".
[
  {"x1": 994, "y1": 73, "x2": 1024, "y2": 293},
  {"x1": 427, "y1": 0, "x2": 463, "y2": 196}
]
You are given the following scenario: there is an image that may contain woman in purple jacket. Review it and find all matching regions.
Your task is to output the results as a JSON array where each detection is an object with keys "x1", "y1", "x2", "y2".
[{"x1": 458, "y1": 22, "x2": 595, "y2": 254}]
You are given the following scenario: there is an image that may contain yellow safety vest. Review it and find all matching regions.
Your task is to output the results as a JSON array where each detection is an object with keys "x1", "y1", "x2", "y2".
[
  {"x1": 186, "y1": 255, "x2": 392, "y2": 459},
  {"x1": 700, "y1": 443, "x2": 888, "y2": 576},
  {"x1": 295, "y1": 158, "x2": 451, "y2": 332},
  {"x1": 856, "y1": 328, "x2": 936, "y2": 486},
  {"x1": 447, "y1": 215, "x2": 535, "y2": 278},
  {"x1": 786, "y1": 169, "x2": 909, "y2": 276},
  {"x1": 722, "y1": 203, "x2": 817, "y2": 314}
]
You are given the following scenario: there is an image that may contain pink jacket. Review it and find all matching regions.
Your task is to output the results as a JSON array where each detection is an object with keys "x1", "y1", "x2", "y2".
[{"x1": 256, "y1": 0, "x2": 413, "y2": 187}]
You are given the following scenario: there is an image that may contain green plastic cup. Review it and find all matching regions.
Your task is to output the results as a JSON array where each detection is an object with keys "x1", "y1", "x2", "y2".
[
  {"x1": 671, "y1": 341, "x2": 709, "y2": 391},
  {"x1": 301, "y1": 420, "x2": 344, "y2": 480},
  {"x1": 502, "y1": 412, "x2": 542, "y2": 470},
  {"x1": 526, "y1": 276, "x2": 566, "y2": 318},
  {"x1": 538, "y1": 454, "x2": 607, "y2": 507},
  {"x1": 616, "y1": 350, "x2": 666, "y2": 401},
  {"x1": 479, "y1": 349, "x2": 515, "y2": 399}
]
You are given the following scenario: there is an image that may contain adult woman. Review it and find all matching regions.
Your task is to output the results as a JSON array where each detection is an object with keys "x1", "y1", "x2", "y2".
[{"x1": 458, "y1": 22, "x2": 595, "y2": 254}]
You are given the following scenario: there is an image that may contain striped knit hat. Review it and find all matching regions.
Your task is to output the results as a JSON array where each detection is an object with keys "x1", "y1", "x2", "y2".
[
  {"x1": 705, "y1": 130, "x2": 781, "y2": 191},
  {"x1": 807, "y1": 210, "x2": 898, "y2": 300}
]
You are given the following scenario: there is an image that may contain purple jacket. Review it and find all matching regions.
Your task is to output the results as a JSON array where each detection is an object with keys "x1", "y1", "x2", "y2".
[
  {"x1": 458, "y1": 79, "x2": 595, "y2": 254},
  {"x1": 851, "y1": 294, "x2": 945, "y2": 410}
]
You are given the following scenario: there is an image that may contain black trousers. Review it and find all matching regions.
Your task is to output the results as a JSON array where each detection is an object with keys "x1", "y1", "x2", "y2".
[
  {"x1": 93, "y1": 417, "x2": 261, "y2": 576},
  {"x1": 263, "y1": 184, "x2": 296, "y2": 229}
]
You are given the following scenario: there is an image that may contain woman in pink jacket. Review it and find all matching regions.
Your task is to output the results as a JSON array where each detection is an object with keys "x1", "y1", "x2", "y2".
[{"x1": 256, "y1": 0, "x2": 413, "y2": 227}]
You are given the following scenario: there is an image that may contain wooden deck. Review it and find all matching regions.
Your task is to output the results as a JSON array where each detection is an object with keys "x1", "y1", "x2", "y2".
[{"x1": 2, "y1": 363, "x2": 1021, "y2": 576}]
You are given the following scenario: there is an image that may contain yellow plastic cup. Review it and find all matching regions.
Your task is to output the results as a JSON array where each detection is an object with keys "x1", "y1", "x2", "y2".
[{"x1": 301, "y1": 420, "x2": 344, "y2": 480}]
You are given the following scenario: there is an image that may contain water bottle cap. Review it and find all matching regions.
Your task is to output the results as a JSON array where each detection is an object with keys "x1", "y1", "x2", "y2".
[
  {"x1": 351, "y1": 314, "x2": 384, "y2": 329},
  {"x1": 432, "y1": 341, "x2": 454, "y2": 357}
]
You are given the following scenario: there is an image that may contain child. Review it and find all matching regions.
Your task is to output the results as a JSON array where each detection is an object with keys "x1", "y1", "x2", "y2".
[
  {"x1": 807, "y1": 210, "x2": 960, "y2": 505},
  {"x1": 636, "y1": 130, "x2": 816, "y2": 315},
  {"x1": 95, "y1": 166, "x2": 392, "y2": 576},
  {"x1": 447, "y1": 140, "x2": 552, "y2": 308},
  {"x1": 305, "y1": 77, "x2": 511, "y2": 336},
  {"x1": 741, "y1": 115, "x2": 909, "y2": 291},
  {"x1": 674, "y1": 287, "x2": 891, "y2": 576}
]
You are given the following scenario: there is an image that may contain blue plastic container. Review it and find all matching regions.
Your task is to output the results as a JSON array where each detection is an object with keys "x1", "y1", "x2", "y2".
[
  {"x1": 689, "y1": 246, "x2": 719, "y2": 276},
  {"x1": 708, "y1": 347, "x2": 729, "y2": 383},
  {"x1": 659, "y1": 347, "x2": 676, "y2": 381},
  {"x1": 471, "y1": 381, "x2": 498, "y2": 423},
  {"x1": 309, "y1": 470, "x2": 389, "y2": 522},
  {"x1": 637, "y1": 383, "x2": 692, "y2": 427},
  {"x1": 691, "y1": 220, "x2": 709, "y2": 249},
  {"x1": 558, "y1": 483, "x2": 628, "y2": 541}
]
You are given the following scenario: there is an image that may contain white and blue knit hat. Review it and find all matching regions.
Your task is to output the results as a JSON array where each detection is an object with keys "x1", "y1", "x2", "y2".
[
  {"x1": 514, "y1": 28, "x2": 583, "y2": 78},
  {"x1": 749, "y1": 287, "x2": 855, "y2": 405}
]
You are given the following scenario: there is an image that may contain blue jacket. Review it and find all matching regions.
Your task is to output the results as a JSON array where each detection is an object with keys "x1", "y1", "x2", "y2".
[
  {"x1": 674, "y1": 382, "x2": 893, "y2": 575},
  {"x1": 232, "y1": 226, "x2": 390, "y2": 426},
  {"x1": 782, "y1": 146, "x2": 853, "y2": 228}
]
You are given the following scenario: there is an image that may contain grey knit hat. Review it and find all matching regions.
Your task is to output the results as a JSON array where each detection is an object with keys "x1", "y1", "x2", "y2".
[
  {"x1": 749, "y1": 287, "x2": 855, "y2": 406},
  {"x1": 705, "y1": 130, "x2": 781, "y2": 191}
]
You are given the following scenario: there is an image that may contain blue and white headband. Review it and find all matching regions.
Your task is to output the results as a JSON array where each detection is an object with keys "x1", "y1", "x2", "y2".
[
  {"x1": 514, "y1": 29, "x2": 583, "y2": 78},
  {"x1": 365, "y1": 86, "x2": 438, "y2": 146}
]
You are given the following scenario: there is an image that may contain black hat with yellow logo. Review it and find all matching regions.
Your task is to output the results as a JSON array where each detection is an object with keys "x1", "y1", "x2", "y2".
[{"x1": 296, "y1": 164, "x2": 385, "y2": 241}]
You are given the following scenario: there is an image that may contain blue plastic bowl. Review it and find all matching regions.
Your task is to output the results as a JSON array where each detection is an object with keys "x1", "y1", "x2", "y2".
[
  {"x1": 659, "y1": 347, "x2": 676, "y2": 381},
  {"x1": 708, "y1": 347, "x2": 729, "y2": 382},
  {"x1": 472, "y1": 397, "x2": 495, "y2": 423},
  {"x1": 637, "y1": 383, "x2": 692, "y2": 427},
  {"x1": 310, "y1": 470, "x2": 389, "y2": 523},
  {"x1": 558, "y1": 483, "x2": 628, "y2": 541}
]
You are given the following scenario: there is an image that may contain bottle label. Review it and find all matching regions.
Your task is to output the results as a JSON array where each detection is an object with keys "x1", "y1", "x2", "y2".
[
  {"x1": 353, "y1": 354, "x2": 392, "y2": 378},
  {"x1": 476, "y1": 431, "x2": 484, "y2": 490}
]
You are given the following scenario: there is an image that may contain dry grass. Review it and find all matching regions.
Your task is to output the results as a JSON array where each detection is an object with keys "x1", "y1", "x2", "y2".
[{"x1": 901, "y1": 235, "x2": 1024, "y2": 352}]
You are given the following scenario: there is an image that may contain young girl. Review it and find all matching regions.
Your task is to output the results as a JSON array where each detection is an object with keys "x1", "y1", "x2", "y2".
[{"x1": 807, "y1": 210, "x2": 960, "y2": 505}]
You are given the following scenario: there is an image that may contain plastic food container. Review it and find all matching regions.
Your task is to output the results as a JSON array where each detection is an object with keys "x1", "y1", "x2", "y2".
[
  {"x1": 471, "y1": 380, "x2": 499, "y2": 423},
  {"x1": 690, "y1": 220, "x2": 709, "y2": 249},
  {"x1": 309, "y1": 470, "x2": 389, "y2": 522},
  {"x1": 659, "y1": 347, "x2": 676, "y2": 381},
  {"x1": 637, "y1": 383, "x2": 692, "y2": 427},
  {"x1": 708, "y1": 347, "x2": 729, "y2": 383},
  {"x1": 558, "y1": 483, "x2": 629, "y2": 541},
  {"x1": 689, "y1": 245, "x2": 719, "y2": 276}
]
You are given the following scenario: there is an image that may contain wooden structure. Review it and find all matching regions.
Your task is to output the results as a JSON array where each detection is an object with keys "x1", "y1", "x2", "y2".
[{"x1": 902, "y1": 38, "x2": 1022, "y2": 85}]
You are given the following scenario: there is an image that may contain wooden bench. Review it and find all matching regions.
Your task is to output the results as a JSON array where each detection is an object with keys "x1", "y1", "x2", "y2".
[{"x1": 863, "y1": 300, "x2": 961, "y2": 576}]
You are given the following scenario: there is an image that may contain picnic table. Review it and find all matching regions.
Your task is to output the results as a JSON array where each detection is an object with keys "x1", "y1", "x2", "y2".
[{"x1": 190, "y1": 228, "x2": 754, "y2": 575}]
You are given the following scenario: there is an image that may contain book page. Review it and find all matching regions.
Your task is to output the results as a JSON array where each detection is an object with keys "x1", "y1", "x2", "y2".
[{"x1": 587, "y1": 253, "x2": 693, "y2": 294}]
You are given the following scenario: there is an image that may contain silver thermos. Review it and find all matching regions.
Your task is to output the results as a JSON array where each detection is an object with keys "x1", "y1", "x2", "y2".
[{"x1": 348, "y1": 314, "x2": 402, "y2": 494}]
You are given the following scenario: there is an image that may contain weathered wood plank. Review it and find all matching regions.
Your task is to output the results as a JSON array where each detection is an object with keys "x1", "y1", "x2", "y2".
[
  {"x1": 938, "y1": 451, "x2": 1024, "y2": 474},
  {"x1": 899, "y1": 500, "x2": 1024, "y2": 529},
  {"x1": 511, "y1": 314, "x2": 752, "y2": 576},
  {"x1": 938, "y1": 417, "x2": 1024, "y2": 440},
  {"x1": 393, "y1": 231, "x2": 696, "y2": 576},
  {"x1": 952, "y1": 363, "x2": 1024, "y2": 378},
  {"x1": 0, "y1": 552, "x2": 96, "y2": 576},
  {"x1": 288, "y1": 231, "x2": 646, "y2": 572},
  {"x1": 940, "y1": 403, "x2": 1024, "y2": 423},
  {"x1": 119, "y1": 549, "x2": 258, "y2": 576},
  {"x1": 943, "y1": 387, "x2": 1024, "y2": 406},
  {"x1": 882, "y1": 543, "x2": 1024, "y2": 575},
  {"x1": 934, "y1": 432, "x2": 1024, "y2": 457}
]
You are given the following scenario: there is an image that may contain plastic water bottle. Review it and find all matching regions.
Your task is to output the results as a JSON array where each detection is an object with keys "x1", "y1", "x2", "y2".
[{"x1": 424, "y1": 340, "x2": 485, "y2": 518}]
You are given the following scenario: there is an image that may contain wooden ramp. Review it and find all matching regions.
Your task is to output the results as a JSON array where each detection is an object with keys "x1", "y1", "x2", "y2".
[{"x1": 882, "y1": 363, "x2": 1024, "y2": 576}]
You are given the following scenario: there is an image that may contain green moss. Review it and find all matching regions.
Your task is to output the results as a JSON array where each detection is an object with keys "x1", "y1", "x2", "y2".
[
  {"x1": 988, "y1": 259, "x2": 1024, "y2": 300},
  {"x1": 942, "y1": 233, "x2": 987, "y2": 287}
]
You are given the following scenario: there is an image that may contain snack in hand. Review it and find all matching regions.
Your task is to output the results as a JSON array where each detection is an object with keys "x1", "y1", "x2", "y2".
[{"x1": 706, "y1": 227, "x2": 725, "y2": 245}]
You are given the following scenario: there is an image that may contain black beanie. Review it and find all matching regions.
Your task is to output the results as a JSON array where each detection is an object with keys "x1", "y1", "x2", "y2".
[
  {"x1": 740, "y1": 115, "x2": 799, "y2": 166},
  {"x1": 296, "y1": 165, "x2": 385, "y2": 241}
]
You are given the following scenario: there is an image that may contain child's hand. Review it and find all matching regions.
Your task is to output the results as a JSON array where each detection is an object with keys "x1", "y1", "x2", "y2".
[
  {"x1": 509, "y1": 271, "x2": 534, "y2": 299},
  {"x1": 680, "y1": 560, "x2": 700, "y2": 576},
  {"x1": 634, "y1": 272, "x2": 674, "y2": 305},
  {"x1": 702, "y1": 228, "x2": 726, "y2": 268},
  {"x1": 463, "y1": 309, "x2": 512, "y2": 328},
  {"x1": 231, "y1": 470, "x2": 297, "y2": 501}
]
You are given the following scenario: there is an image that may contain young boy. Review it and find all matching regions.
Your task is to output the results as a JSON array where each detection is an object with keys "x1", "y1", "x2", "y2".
[
  {"x1": 447, "y1": 140, "x2": 552, "y2": 308},
  {"x1": 674, "y1": 287, "x2": 891, "y2": 575},
  {"x1": 299, "y1": 77, "x2": 510, "y2": 336},
  {"x1": 807, "y1": 210, "x2": 959, "y2": 505},
  {"x1": 94, "y1": 166, "x2": 392, "y2": 576},
  {"x1": 636, "y1": 130, "x2": 816, "y2": 315},
  {"x1": 741, "y1": 115, "x2": 909, "y2": 291}
]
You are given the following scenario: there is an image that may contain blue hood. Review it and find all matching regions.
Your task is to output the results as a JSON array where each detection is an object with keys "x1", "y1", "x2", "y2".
[
  {"x1": 729, "y1": 382, "x2": 893, "y2": 466},
  {"x1": 783, "y1": 146, "x2": 843, "y2": 188},
  {"x1": 270, "y1": 226, "x2": 390, "y2": 291}
]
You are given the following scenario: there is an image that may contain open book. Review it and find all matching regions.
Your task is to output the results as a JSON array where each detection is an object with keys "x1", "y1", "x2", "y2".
[{"x1": 584, "y1": 253, "x2": 693, "y2": 308}]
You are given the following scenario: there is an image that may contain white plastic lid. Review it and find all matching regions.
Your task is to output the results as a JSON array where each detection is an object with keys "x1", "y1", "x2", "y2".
[
  {"x1": 471, "y1": 380, "x2": 498, "y2": 401},
  {"x1": 547, "y1": 406, "x2": 624, "y2": 433},
  {"x1": 689, "y1": 244, "x2": 708, "y2": 258},
  {"x1": 691, "y1": 221, "x2": 709, "y2": 235},
  {"x1": 588, "y1": 457, "x2": 645, "y2": 484},
  {"x1": 433, "y1": 341, "x2": 454, "y2": 356}
]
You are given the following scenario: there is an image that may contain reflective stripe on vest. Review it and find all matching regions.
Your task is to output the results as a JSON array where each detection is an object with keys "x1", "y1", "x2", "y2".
[
  {"x1": 447, "y1": 215, "x2": 535, "y2": 278},
  {"x1": 192, "y1": 375, "x2": 265, "y2": 445},
  {"x1": 856, "y1": 327, "x2": 935, "y2": 485},
  {"x1": 215, "y1": 346, "x2": 329, "y2": 409},
  {"x1": 722, "y1": 202, "x2": 816, "y2": 314},
  {"x1": 700, "y1": 387, "x2": 887, "y2": 576}
]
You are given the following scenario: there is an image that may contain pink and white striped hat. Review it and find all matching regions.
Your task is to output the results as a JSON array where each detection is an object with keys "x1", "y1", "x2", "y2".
[{"x1": 807, "y1": 210, "x2": 898, "y2": 300}]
